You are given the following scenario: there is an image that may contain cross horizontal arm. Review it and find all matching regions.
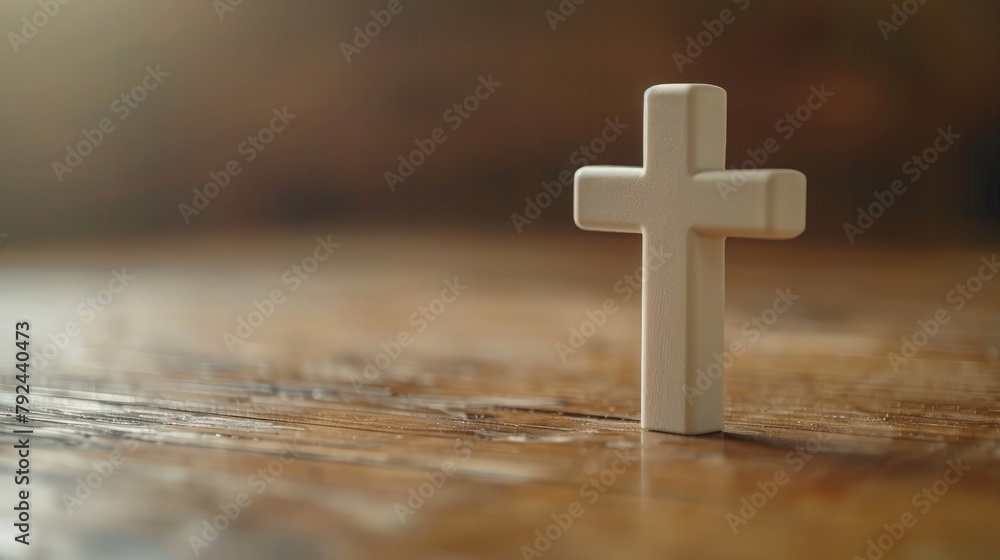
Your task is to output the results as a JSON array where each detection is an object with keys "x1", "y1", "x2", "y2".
[
  {"x1": 692, "y1": 169, "x2": 807, "y2": 239},
  {"x1": 574, "y1": 166, "x2": 646, "y2": 233}
]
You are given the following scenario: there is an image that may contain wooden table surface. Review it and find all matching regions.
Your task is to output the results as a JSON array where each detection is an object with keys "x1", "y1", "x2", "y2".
[{"x1": 0, "y1": 230, "x2": 998, "y2": 560}]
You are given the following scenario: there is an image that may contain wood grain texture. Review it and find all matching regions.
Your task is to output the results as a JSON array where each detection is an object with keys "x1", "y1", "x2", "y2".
[{"x1": 0, "y1": 231, "x2": 998, "y2": 560}]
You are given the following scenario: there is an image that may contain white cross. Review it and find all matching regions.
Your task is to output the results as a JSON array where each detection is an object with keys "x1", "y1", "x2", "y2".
[{"x1": 574, "y1": 84, "x2": 806, "y2": 435}]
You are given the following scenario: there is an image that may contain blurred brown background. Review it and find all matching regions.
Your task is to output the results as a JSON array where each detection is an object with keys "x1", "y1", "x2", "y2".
[{"x1": 1, "y1": 0, "x2": 997, "y2": 244}]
